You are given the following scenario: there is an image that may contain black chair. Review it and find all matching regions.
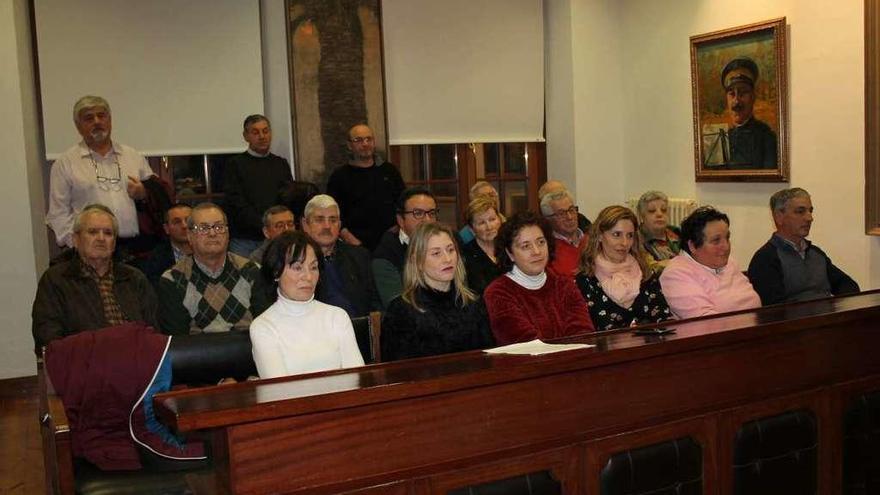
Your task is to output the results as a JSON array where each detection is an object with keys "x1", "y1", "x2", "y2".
[
  {"x1": 600, "y1": 437, "x2": 702, "y2": 495},
  {"x1": 169, "y1": 330, "x2": 257, "y2": 384},
  {"x1": 448, "y1": 471, "x2": 561, "y2": 495},
  {"x1": 843, "y1": 390, "x2": 880, "y2": 495},
  {"x1": 732, "y1": 409, "x2": 817, "y2": 495}
]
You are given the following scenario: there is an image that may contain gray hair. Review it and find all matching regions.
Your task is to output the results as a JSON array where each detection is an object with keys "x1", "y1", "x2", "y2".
[
  {"x1": 303, "y1": 194, "x2": 340, "y2": 220},
  {"x1": 243, "y1": 114, "x2": 269, "y2": 132},
  {"x1": 539, "y1": 190, "x2": 574, "y2": 217},
  {"x1": 636, "y1": 190, "x2": 669, "y2": 217},
  {"x1": 186, "y1": 202, "x2": 227, "y2": 229},
  {"x1": 73, "y1": 96, "x2": 110, "y2": 122},
  {"x1": 469, "y1": 180, "x2": 493, "y2": 201},
  {"x1": 262, "y1": 205, "x2": 293, "y2": 227},
  {"x1": 73, "y1": 204, "x2": 118, "y2": 236},
  {"x1": 770, "y1": 187, "x2": 811, "y2": 213}
]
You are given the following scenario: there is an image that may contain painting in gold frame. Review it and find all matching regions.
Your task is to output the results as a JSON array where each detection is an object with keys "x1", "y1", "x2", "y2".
[{"x1": 690, "y1": 18, "x2": 788, "y2": 182}]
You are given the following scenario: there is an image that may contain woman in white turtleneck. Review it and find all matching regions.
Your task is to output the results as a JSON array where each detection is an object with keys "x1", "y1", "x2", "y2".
[
  {"x1": 250, "y1": 231, "x2": 364, "y2": 379},
  {"x1": 575, "y1": 206, "x2": 672, "y2": 331},
  {"x1": 483, "y1": 211, "x2": 595, "y2": 345}
]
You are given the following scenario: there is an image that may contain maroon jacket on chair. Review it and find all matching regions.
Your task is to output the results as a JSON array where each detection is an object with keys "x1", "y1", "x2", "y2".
[{"x1": 45, "y1": 322, "x2": 204, "y2": 470}]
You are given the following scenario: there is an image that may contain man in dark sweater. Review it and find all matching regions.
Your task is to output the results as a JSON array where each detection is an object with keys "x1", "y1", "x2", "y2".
[
  {"x1": 300, "y1": 194, "x2": 380, "y2": 317},
  {"x1": 748, "y1": 188, "x2": 859, "y2": 305},
  {"x1": 372, "y1": 188, "x2": 437, "y2": 308},
  {"x1": 224, "y1": 114, "x2": 293, "y2": 257},
  {"x1": 326, "y1": 124, "x2": 405, "y2": 252}
]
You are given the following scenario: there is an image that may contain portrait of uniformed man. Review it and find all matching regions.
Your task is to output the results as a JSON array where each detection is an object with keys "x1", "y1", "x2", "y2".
[{"x1": 721, "y1": 57, "x2": 778, "y2": 169}]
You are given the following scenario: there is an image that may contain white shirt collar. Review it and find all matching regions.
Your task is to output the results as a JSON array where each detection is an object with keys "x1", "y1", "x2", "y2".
[
  {"x1": 246, "y1": 148, "x2": 270, "y2": 158},
  {"x1": 682, "y1": 250, "x2": 725, "y2": 275},
  {"x1": 399, "y1": 229, "x2": 410, "y2": 245}
]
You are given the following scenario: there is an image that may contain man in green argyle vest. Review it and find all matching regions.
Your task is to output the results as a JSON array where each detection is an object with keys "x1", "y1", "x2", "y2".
[{"x1": 158, "y1": 203, "x2": 269, "y2": 334}]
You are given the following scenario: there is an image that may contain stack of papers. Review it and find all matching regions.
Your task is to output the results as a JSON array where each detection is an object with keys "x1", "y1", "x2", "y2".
[{"x1": 484, "y1": 339, "x2": 594, "y2": 356}]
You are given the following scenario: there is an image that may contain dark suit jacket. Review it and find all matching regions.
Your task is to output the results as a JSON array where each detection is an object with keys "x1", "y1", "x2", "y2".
[{"x1": 317, "y1": 241, "x2": 381, "y2": 318}]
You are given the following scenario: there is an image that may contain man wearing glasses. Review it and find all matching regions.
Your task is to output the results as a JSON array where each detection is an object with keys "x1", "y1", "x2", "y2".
[
  {"x1": 158, "y1": 203, "x2": 269, "y2": 334},
  {"x1": 46, "y1": 96, "x2": 157, "y2": 251},
  {"x1": 326, "y1": 124, "x2": 405, "y2": 252},
  {"x1": 540, "y1": 189, "x2": 588, "y2": 278},
  {"x1": 248, "y1": 205, "x2": 297, "y2": 264},
  {"x1": 372, "y1": 187, "x2": 438, "y2": 308}
]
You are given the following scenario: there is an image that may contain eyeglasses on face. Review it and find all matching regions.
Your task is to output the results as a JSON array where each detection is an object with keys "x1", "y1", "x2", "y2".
[
  {"x1": 402, "y1": 208, "x2": 440, "y2": 220},
  {"x1": 310, "y1": 215, "x2": 340, "y2": 225},
  {"x1": 350, "y1": 136, "x2": 374, "y2": 144},
  {"x1": 271, "y1": 221, "x2": 296, "y2": 230},
  {"x1": 190, "y1": 223, "x2": 228, "y2": 235},
  {"x1": 546, "y1": 205, "x2": 579, "y2": 220}
]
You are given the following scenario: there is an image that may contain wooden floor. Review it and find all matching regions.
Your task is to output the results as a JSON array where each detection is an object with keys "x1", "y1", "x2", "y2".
[{"x1": 0, "y1": 375, "x2": 46, "y2": 495}]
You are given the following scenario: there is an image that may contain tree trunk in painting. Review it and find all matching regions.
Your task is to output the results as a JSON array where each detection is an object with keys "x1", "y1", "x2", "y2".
[{"x1": 289, "y1": 0, "x2": 373, "y2": 185}]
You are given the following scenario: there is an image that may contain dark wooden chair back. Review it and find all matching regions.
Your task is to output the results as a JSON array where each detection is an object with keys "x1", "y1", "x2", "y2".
[{"x1": 351, "y1": 311, "x2": 382, "y2": 364}]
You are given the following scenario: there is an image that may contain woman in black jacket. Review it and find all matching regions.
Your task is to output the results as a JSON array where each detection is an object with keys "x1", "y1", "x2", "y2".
[{"x1": 381, "y1": 223, "x2": 494, "y2": 361}]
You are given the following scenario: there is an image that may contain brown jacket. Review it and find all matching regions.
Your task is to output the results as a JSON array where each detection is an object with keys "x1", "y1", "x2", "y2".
[{"x1": 31, "y1": 258, "x2": 158, "y2": 354}]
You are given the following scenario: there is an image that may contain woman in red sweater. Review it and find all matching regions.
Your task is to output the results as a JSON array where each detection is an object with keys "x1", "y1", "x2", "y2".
[{"x1": 484, "y1": 211, "x2": 595, "y2": 344}]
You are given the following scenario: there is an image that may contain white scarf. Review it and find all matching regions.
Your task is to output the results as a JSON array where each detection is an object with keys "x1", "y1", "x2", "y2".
[{"x1": 594, "y1": 253, "x2": 642, "y2": 309}]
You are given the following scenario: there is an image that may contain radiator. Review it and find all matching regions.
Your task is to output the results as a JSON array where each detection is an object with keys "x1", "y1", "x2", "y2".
[{"x1": 626, "y1": 197, "x2": 698, "y2": 227}]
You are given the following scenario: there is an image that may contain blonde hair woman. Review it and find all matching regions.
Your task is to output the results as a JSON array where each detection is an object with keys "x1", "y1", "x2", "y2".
[
  {"x1": 381, "y1": 223, "x2": 494, "y2": 361},
  {"x1": 460, "y1": 195, "x2": 504, "y2": 294},
  {"x1": 576, "y1": 206, "x2": 672, "y2": 331}
]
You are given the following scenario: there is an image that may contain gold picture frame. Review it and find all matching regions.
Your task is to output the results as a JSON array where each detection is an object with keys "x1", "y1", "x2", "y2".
[{"x1": 690, "y1": 18, "x2": 789, "y2": 182}]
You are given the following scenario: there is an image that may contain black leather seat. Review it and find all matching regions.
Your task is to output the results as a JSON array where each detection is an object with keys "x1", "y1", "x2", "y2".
[
  {"x1": 600, "y1": 436, "x2": 702, "y2": 495},
  {"x1": 843, "y1": 390, "x2": 880, "y2": 495},
  {"x1": 732, "y1": 409, "x2": 817, "y2": 495},
  {"x1": 168, "y1": 330, "x2": 257, "y2": 384},
  {"x1": 448, "y1": 470, "x2": 561, "y2": 495}
]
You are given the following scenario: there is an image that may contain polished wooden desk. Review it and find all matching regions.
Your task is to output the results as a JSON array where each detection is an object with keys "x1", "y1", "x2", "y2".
[{"x1": 155, "y1": 291, "x2": 880, "y2": 494}]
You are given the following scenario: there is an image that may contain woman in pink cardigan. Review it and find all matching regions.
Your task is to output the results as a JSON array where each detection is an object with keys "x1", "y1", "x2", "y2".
[
  {"x1": 659, "y1": 206, "x2": 761, "y2": 319},
  {"x1": 484, "y1": 211, "x2": 595, "y2": 344}
]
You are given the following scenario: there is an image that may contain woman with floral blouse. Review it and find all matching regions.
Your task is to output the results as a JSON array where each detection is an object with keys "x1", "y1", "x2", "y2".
[{"x1": 575, "y1": 205, "x2": 672, "y2": 331}]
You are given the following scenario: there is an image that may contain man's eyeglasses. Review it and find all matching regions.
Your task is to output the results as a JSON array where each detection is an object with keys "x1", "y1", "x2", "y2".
[
  {"x1": 89, "y1": 154, "x2": 122, "y2": 192},
  {"x1": 545, "y1": 205, "x2": 579, "y2": 220},
  {"x1": 402, "y1": 208, "x2": 440, "y2": 220},
  {"x1": 270, "y1": 221, "x2": 296, "y2": 230},
  {"x1": 350, "y1": 136, "x2": 374, "y2": 144},
  {"x1": 190, "y1": 223, "x2": 228, "y2": 235}
]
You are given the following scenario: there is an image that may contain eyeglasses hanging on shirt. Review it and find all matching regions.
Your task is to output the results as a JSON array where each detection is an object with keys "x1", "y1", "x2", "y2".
[{"x1": 89, "y1": 152, "x2": 122, "y2": 191}]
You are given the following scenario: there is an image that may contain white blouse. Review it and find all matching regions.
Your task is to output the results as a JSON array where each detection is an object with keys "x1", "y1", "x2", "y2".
[{"x1": 250, "y1": 293, "x2": 365, "y2": 379}]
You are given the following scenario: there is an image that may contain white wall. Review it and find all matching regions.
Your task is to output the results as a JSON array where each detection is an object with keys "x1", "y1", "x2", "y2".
[
  {"x1": 260, "y1": 0, "x2": 295, "y2": 169},
  {"x1": 546, "y1": 0, "x2": 627, "y2": 212},
  {"x1": 547, "y1": 0, "x2": 879, "y2": 290},
  {"x1": 0, "y1": 0, "x2": 49, "y2": 378}
]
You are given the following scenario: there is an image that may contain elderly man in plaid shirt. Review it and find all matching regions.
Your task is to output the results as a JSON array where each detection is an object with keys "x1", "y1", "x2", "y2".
[
  {"x1": 32, "y1": 204, "x2": 158, "y2": 354},
  {"x1": 158, "y1": 202, "x2": 270, "y2": 334}
]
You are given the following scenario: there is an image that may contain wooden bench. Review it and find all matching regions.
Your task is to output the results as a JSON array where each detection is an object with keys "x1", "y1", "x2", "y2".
[{"x1": 153, "y1": 291, "x2": 880, "y2": 494}]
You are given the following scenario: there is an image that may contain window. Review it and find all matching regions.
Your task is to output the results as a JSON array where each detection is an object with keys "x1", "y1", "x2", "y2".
[
  {"x1": 391, "y1": 142, "x2": 545, "y2": 228},
  {"x1": 147, "y1": 153, "x2": 236, "y2": 205}
]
